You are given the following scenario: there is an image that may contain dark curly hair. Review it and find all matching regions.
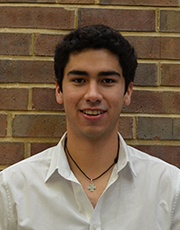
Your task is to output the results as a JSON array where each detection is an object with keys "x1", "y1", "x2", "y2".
[{"x1": 54, "y1": 24, "x2": 137, "y2": 93}]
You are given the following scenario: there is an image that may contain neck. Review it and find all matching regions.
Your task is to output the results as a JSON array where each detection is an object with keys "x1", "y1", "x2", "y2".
[{"x1": 65, "y1": 131, "x2": 119, "y2": 179}]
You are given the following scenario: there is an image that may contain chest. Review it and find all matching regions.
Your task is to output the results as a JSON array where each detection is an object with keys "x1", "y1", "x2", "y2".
[
  {"x1": 77, "y1": 171, "x2": 112, "y2": 208},
  {"x1": 12, "y1": 172, "x2": 173, "y2": 230}
]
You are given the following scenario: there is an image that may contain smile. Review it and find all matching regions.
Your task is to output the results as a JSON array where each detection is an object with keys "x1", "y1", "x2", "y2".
[{"x1": 82, "y1": 110, "x2": 104, "y2": 116}]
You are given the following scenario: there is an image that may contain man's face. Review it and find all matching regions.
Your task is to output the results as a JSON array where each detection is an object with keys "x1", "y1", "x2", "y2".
[{"x1": 56, "y1": 48, "x2": 133, "y2": 140}]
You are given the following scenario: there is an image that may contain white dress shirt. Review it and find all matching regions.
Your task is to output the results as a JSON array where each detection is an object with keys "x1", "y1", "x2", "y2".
[{"x1": 0, "y1": 133, "x2": 180, "y2": 230}]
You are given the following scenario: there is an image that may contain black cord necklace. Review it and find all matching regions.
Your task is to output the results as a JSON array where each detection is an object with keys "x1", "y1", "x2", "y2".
[{"x1": 64, "y1": 137, "x2": 119, "y2": 192}]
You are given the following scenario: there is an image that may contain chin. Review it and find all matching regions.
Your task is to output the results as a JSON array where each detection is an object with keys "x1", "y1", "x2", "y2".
[{"x1": 80, "y1": 129, "x2": 109, "y2": 140}]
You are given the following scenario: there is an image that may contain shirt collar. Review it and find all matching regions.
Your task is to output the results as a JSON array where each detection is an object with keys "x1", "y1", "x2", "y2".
[
  {"x1": 117, "y1": 133, "x2": 137, "y2": 177},
  {"x1": 45, "y1": 132, "x2": 77, "y2": 183},
  {"x1": 45, "y1": 132, "x2": 137, "y2": 182}
]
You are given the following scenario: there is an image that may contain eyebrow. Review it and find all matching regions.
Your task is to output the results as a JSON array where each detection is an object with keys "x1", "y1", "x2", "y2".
[
  {"x1": 99, "y1": 71, "x2": 121, "y2": 77},
  {"x1": 68, "y1": 70, "x2": 121, "y2": 77},
  {"x1": 68, "y1": 70, "x2": 88, "y2": 76}
]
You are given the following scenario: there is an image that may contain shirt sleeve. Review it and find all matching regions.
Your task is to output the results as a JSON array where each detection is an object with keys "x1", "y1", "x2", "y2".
[
  {"x1": 171, "y1": 172, "x2": 180, "y2": 230},
  {"x1": 0, "y1": 172, "x2": 16, "y2": 230}
]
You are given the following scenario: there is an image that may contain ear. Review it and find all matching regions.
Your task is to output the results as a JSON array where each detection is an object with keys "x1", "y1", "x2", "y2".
[
  {"x1": 124, "y1": 82, "x2": 133, "y2": 106},
  {"x1": 55, "y1": 81, "x2": 63, "y2": 104}
]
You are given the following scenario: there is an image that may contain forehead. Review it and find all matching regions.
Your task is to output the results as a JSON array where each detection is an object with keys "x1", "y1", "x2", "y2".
[
  {"x1": 70, "y1": 48, "x2": 119, "y2": 61},
  {"x1": 65, "y1": 48, "x2": 122, "y2": 73}
]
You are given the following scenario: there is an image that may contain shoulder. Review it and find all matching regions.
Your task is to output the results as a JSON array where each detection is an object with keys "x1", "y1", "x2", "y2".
[
  {"x1": 0, "y1": 133, "x2": 67, "y2": 188},
  {"x1": 119, "y1": 133, "x2": 180, "y2": 177},
  {"x1": 0, "y1": 144, "x2": 58, "y2": 182},
  {"x1": 126, "y1": 144, "x2": 180, "y2": 190},
  {"x1": 128, "y1": 144, "x2": 179, "y2": 172}
]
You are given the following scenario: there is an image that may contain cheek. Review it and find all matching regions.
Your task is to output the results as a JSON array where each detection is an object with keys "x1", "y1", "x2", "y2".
[
  {"x1": 112, "y1": 98, "x2": 125, "y2": 116},
  {"x1": 108, "y1": 91, "x2": 124, "y2": 107},
  {"x1": 63, "y1": 92, "x2": 79, "y2": 110}
]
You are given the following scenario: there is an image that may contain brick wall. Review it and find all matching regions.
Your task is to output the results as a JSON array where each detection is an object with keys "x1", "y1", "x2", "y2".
[{"x1": 0, "y1": 0, "x2": 180, "y2": 170}]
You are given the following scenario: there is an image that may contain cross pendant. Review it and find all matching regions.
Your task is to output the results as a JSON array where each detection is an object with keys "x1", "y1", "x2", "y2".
[{"x1": 88, "y1": 180, "x2": 96, "y2": 192}]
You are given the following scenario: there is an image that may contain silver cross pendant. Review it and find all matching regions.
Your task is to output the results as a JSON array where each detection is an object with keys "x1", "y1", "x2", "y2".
[{"x1": 88, "y1": 180, "x2": 96, "y2": 192}]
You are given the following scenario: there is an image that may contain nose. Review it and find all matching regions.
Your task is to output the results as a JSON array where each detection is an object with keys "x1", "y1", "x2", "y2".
[{"x1": 84, "y1": 81, "x2": 103, "y2": 103}]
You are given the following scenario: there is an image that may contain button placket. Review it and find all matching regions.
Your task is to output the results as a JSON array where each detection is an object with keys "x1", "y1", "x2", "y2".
[
  {"x1": 90, "y1": 199, "x2": 101, "y2": 230},
  {"x1": 72, "y1": 182, "x2": 94, "y2": 222}
]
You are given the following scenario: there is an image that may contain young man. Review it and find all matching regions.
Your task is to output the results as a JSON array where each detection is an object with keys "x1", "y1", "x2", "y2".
[{"x1": 0, "y1": 25, "x2": 179, "y2": 230}]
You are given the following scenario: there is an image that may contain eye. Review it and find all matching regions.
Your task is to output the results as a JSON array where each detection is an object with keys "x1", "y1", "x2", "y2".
[
  {"x1": 102, "y1": 78, "x2": 115, "y2": 84},
  {"x1": 73, "y1": 78, "x2": 85, "y2": 84}
]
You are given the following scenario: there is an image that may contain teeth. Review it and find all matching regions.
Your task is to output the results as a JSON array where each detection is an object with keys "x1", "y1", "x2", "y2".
[{"x1": 83, "y1": 110, "x2": 103, "y2": 115}]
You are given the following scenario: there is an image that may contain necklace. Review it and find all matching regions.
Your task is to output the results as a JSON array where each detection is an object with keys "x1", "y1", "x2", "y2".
[{"x1": 64, "y1": 137, "x2": 119, "y2": 192}]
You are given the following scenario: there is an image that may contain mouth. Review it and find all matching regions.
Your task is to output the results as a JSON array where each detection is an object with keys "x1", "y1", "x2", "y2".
[{"x1": 81, "y1": 110, "x2": 105, "y2": 116}]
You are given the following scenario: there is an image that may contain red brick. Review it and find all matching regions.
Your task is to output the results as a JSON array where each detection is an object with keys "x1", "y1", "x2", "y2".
[
  {"x1": 0, "y1": 143, "x2": 24, "y2": 165},
  {"x1": 31, "y1": 142, "x2": 57, "y2": 156},
  {"x1": 35, "y1": 34, "x2": 64, "y2": 57},
  {"x1": 38, "y1": 0, "x2": 55, "y2": 1},
  {"x1": 100, "y1": 0, "x2": 178, "y2": 6},
  {"x1": 0, "y1": 6, "x2": 75, "y2": 29},
  {"x1": 137, "y1": 117, "x2": 173, "y2": 140},
  {"x1": 32, "y1": 88, "x2": 64, "y2": 111},
  {"x1": 133, "y1": 145, "x2": 180, "y2": 168},
  {"x1": 0, "y1": 33, "x2": 32, "y2": 56},
  {"x1": 160, "y1": 37, "x2": 180, "y2": 59},
  {"x1": 172, "y1": 93, "x2": 180, "y2": 114},
  {"x1": 173, "y1": 119, "x2": 180, "y2": 140},
  {"x1": 160, "y1": 10, "x2": 180, "y2": 33},
  {"x1": 0, "y1": 88, "x2": 29, "y2": 110},
  {"x1": 12, "y1": 114, "x2": 66, "y2": 137},
  {"x1": 0, "y1": 0, "x2": 54, "y2": 2},
  {"x1": 118, "y1": 116, "x2": 133, "y2": 139},
  {"x1": 0, "y1": 60, "x2": 54, "y2": 84},
  {"x1": 0, "y1": 114, "x2": 7, "y2": 137},
  {"x1": 123, "y1": 91, "x2": 180, "y2": 114},
  {"x1": 78, "y1": 8, "x2": 155, "y2": 32},
  {"x1": 134, "y1": 63, "x2": 158, "y2": 86},
  {"x1": 161, "y1": 64, "x2": 180, "y2": 86},
  {"x1": 59, "y1": 0, "x2": 94, "y2": 3},
  {"x1": 126, "y1": 36, "x2": 180, "y2": 60},
  {"x1": 126, "y1": 36, "x2": 161, "y2": 59}
]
